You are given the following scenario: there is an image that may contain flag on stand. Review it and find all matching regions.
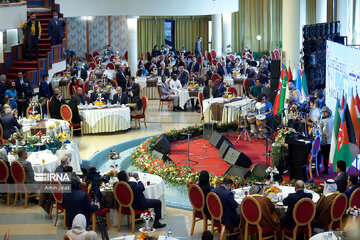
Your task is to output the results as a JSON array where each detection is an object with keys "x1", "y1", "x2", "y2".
[
  {"x1": 301, "y1": 71, "x2": 309, "y2": 102},
  {"x1": 279, "y1": 74, "x2": 288, "y2": 115},
  {"x1": 350, "y1": 95, "x2": 360, "y2": 150},
  {"x1": 288, "y1": 66, "x2": 293, "y2": 81},
  {"x1": 274, "y1": 65, "x2": 284, "y2": 115},
  {"x1": 329, "y1": 99, "x2": 341, "y2": 164},
  {"x1": 333, "y1": 102, "x2": 359, "y2": 171},
  {"x1": 341, "y1": 93, "x2": 346, "y2": 109},
  {"x1": 295, "y1": 69, "x2": 302, "y2": 94}
]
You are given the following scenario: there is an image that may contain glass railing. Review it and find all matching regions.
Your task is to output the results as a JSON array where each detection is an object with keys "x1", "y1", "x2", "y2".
[{"x1": 0, "y1": 0, "x2": 21, "y2": 4}]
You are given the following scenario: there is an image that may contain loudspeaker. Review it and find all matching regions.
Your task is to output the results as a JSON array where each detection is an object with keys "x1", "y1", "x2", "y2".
[
  {"x1": 269, "y1": 78, "x2": 279, "y2": 105},
  {"x1": 218, "y1": 141, "x2": 233, "y2": 159},
  {"x1": 261, "y1": 87, "x2": 271, "y2": 98},
  {"x1": 224, "y1": 148, "x2": 252, "y2": 168},
  {"x1": 225, "y1": 165, "x2": 250, "y2": 178},
  {"x1": 203, "y1": 122, "x2": 216, "y2": 140},
  {"x1": 209, "y1": 131, "x2": 231, "y2": 149},
  {"x1": 270, "y1": 59, "x2": 281, "y2": 79},
  {"x1": 251, "y1": 164, "x2": 268, "y2": 179},
  {"x1": 151, "y1": 150, "x2": 174, "y2": 164},
  {"x1": 153, "y1": 134, "x2": 171, "y2": 154}
]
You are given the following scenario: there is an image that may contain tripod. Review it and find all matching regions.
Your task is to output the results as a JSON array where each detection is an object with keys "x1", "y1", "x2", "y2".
[
  {"x1": 177, "y1": 132, "x2": 198, "y2": 167},
  {"x1": 236, "y1": 100, "x2": 256, "y2": 143}
]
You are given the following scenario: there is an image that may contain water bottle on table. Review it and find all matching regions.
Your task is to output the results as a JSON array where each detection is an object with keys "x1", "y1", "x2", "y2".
[{"x1": 167, "y1": 228, "x2": 172, "y2": 238}]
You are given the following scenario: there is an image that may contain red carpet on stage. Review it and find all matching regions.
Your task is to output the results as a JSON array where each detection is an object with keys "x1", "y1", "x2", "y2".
[
  {"x1": 168, "y1": 133, "x2": 358, "y2": 184},
  {"x1": 168, "y1": 135, "x2": 267, "y2": 176}
]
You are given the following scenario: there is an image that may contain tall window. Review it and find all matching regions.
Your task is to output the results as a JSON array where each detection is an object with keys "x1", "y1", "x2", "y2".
[{"x1": 164, "y1": 20, "x2": 174, "y2": 48}]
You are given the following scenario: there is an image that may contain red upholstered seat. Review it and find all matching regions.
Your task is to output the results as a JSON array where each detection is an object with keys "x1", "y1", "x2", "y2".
[
  {"x1": 282, "y1": 226, "x2": 310, "y2": 234},
  {"x1": 95, "y1": 208, "x2": 110, "y2": 216},
  {"x1": 70, "y1": 123, "x2": 82, "y2": 127},
  {"x1": 161, "y1": 99, "x2": 172, "y2": 102},
  {"x1": 93, "y1": 51, "x2": 100, "y2": 58},
  {"x1": 49, "y1": 181, "x2": 66, "y2": 228},
  {"x1": 247, "y1": 225, "x2": 273, "y2": 233},
  {"x1": 60, "y1": 105, "x2": 83, "y2": 137},
  {"x1": 134, "y1": 114, "x2": 145, "y2": 119},
  {"x1": 350, "y1": 188, "x2": 360, "y2": 208},
  {"x1": 11, "y1": 161, "x2": 25, "y2": 184},
  {"x1": 121, "y1": 207, "x2": 147, "y2": 215},
  {"x1": 0, "y1": 160, "x2": 10, "y2": 205},
  {"x1": 88, "y1": 62, "x2": 96, "y2": 70},
  {"x1": 188, "y1": 185, "x2": 208, "y2": 235},
  {"x1": 210, "y1": 49, "x2": 216, "y2": 59}
]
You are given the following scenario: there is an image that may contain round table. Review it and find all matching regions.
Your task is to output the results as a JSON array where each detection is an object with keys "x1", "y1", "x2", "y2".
[
  {"x1": 101, "y1": 172, "x2": 166, "y2": 227},
  {"x1": 79, "y1": 105, "x2": 131, "y2": 134},
  {"x1": 8, "y1": 151, "x2": 59, "y2": 173},
  {"x1": 21, "y1": 118, "x2": 70, "y2": 138},
  {"x1": 309, "y1": 232, "x2": 340, "y2": 240}
]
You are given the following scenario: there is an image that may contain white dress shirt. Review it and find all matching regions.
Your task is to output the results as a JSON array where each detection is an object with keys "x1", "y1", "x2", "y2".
[{"x1": 169, "y1": 79, "x2": 182, "y2": 91}]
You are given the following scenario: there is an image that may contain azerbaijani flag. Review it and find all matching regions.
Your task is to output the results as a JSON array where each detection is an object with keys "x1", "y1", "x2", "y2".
[
  {"x1": 350, "y1": 95, "x2": 360, "y2": 149},
  {"x1": 278, "y1": 69, "x2": 288, "y2": 115},
  {"x1": 274, "y1": 65, "x2": 284, "y2": 115},
  {"x1": 329, "y1": 99, "x2": 341, "y2": 164},
  {"x1": 333, "y1": 102, "x2": 359, "y2": 171}
]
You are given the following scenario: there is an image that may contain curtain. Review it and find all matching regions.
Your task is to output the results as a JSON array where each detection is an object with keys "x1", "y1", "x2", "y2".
[
  {"x1": 306, "y1": 0, "x2": 316, "y2": 24},
  {"x1": 232, "y1": 0, "x2": 281, "y2": 53},
  {"x1": 174, "y1": 18, "x2": 209, "y2": 54},
  {"x1": 349, "y1": 0, "x2": 360, "y2": 44},
  {"x1": 137, "y1": 19, "x2": 165, "y2": 58}
]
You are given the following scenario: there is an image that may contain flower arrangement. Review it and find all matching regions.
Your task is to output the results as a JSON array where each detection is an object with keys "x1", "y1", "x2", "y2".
[
  {"x1": 141, "y1": 210, "x2": 155, "y2": 221},
  {"x1": 106, "y1": 164, "x2": 119, "y2": 177},
  {"x1": 94, "y1": 101, "x2": 104, "y2": 105},
  {"x1": 54, "y1": 132, "x2": 69, "y2": 141},
  {"x1": 266, "y1": 166, "x2": 279, "y2": 182},
  {"x1": 27, "y1": 114, "x2": 41, "y2": 119},
  {"x1": 8, "y1": 132, "x2": 23, "y2": 144},
  {"x1": 108, "y1": 149, "x2": 120, "y2": 160},
  {"x1": 27, "y1": 135, "x2": 40, "y2": 145},
  {"x1": 274, "y1": 127, "x2": 296, "y2": 143},
  {"x1": 346, "y1": 206, "x2": 360, "y2": 217}
]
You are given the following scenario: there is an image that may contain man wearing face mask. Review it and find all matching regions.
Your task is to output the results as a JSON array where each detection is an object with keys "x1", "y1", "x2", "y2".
[
  {"x1": 48, "y1": 11, "x2": 65, "y2": 46},
  {"x1": 21, "y1": 13, "x2": 41, "y2": 60},
  {"x1": 72, "y1": 61, "x2": 88, "y2": 82},
  {"x1": 15, "y1": 72, "x2": 33, "y2": 117}
]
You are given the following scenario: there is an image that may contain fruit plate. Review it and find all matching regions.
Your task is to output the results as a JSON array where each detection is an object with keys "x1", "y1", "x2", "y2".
[{"x1": 139, "y1": 227, "x2": 156, "y2": 233}]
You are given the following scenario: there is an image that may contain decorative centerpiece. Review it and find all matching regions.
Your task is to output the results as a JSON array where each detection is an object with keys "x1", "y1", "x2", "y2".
[
  {"x1": 140, "y1": 210, "x2": 155, "y2": 233},
  {"x1": 108, "y1": 149, "x2": 120, "y2": 160},
  {"x1": 106, "y1": 164, "x2": 119, "y2": 177},
  {"x1": 55, "y1": 132, "x2": 69, "y2": 142},
  {"x1": 226, "y1": 44, "x2": 232, "y2": 55},
  {"x1": 346, "y1": 206, "x2": 360, "y2": 221},
  {"x1": 265, "y1": 166, "x2": 279, "y2": 183},
  {"x1": 223, "y1": 84, "x2": 233, "y2": 99},
  {"x1": 54, "y1": 121, "x2": 61, "y2": 135},
  {"x1": 94, "y1": 101, "x2": 104, "y2": 105},
  {"x1": 8, "y1": 133, "x2": 24, "y2": 147}
]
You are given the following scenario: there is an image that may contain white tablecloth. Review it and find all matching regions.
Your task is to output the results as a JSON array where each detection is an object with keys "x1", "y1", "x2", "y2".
[
  {"x1": 135, "y1": 77, "x2": 147, "y2": 90},
  {"x1": 221, "y1": 98, "x2": 256, "y2": 123},
  {"x1": 21, "y1": 119, "x2": 70, "y2": 138},
  {"x1": 56, "y1": 142, "x2": 82, "y2": 172},
  {"x1": 224, "y1": 76, "x2": 245, "y2": 98},
  {"x1": 111, "y1": 236, "x2": 177, "y2": 240},
  {"x1": 87, "y1": 89, "x2": 117, "y2": 100},
  {"x1": 79, "y1": 106, "x2": 131, "y2": 134},
  {"x1": 8, "y1": 152, "x2": 59, "y2": 173},
  {"x1": 309, "y1": 232, "x2": 338, "y2": 240},
  {"x1": 173, "y1": 89, "x2": 190, "y2": 109}
]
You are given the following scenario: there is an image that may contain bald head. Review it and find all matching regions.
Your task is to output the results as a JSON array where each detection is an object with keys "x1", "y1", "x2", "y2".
[{"x1": 295, "y1": 180, "x2": 305, "y2": 191}]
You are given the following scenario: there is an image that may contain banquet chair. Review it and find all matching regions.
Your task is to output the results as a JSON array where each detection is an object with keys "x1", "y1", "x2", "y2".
[
  {"x1": 210, "y1": 49, "x2": 217, "y2": 59},
  {"x1": 137, "y1": 83, "x2": 142, "y2": 97},
  {"x1": 212, "y1": 59, "x2": 217, "y2": 66},
  {"x1": 241, "y1": 196, "x2": 277, "y2": 240},
  {"x1": 187, "y1": 54, "x2": 193, "y2": 60},
  {"x1": 60, "y1": 105, "x2": 83, "y2": 137},
  {"x1": 105, "y1": 62, "x2": 115, "y2": 70},
  {"x1": 133, "y1": 96, "x2": 148, "y2": 129},
  {"x1": 176, "y1": 50, "x2": 180, "y2": 56},
  {"x1": 136, "y1": 70, "x2": 141, "y2": 77},
  {"x1": 64, "y1": 234, "x2": 72, "y2": 240},
  {"x1": 124, "y1": 51, "x2": 128, "y2": 61},
  {"x1": 83, "y1": 80, "x2": 90, "y2": 94},
  {"x1": 349, "y1": 188, "x2": 360, "y2": 208},
  {"x1": 94, "y1": 56, "x2": 101, "y2": 65},
  {"x1": 281, "y1": 198, "x2": 316, "y2": 240},
  {"x1": 229, "y1": 55, "x2": 235, "y2": 61},
  {"x1": 92, "y1": 51, "x2": 100, "y2": 58},
  {"x1": 4, "y1": 231, "x2": 9, "y2": 240},
  {"x1": 46, "y1": 98, "x2": 51, "y2": 118},
  {"x1": 157, "y1": 85, "x2": 172, "y2": 111},
  {"x1": 26, "y1": 105, "x2": 34, "y2": 116},
  {"x1": 146, "y1": 51, "x2": 151, "y2": 61},
  {"x1": 111, "y1": 79, "x2": 118, "y2": 88},
  {"x1": 0, "y1": 159, "x2": 10, "y2": 205},
  {"x1": 243, "y1": 78, "x2": 250, "y2": 96},
  {"x1": 206, "y1": 51, "x2": 212, "y2": 63},
  {"x1": 316, "y1": 193, "x2": 347, "y2": 231},
  {"x1": 0, "y1": 124, "x2": 6, "y2": 144},
  {"x1": 49, "y1": 181, "x2": 66, "y2": 229},
  {"x1": 88, "y1": 62, "x2": 96, "y2": 70},
  {"x1": 113, "y1": 181, "x2": 148, "y2": 233},
  {"x1": 67, "y1": 82, "x2": 76, "y2": 97},
  {"x1": 274, "y1": 49, "x2": 280, "y2": 59},
  {"x1": 206, "y1": 192, "x2": 240, "y2": 236},
  {"x1": 211, "y1": 73, "x2": 221, "y2": 83},
  {"x1": 198, "y1": 92, "x2": 204, "y2": 122},
  {"x1": 228, "y1": 87, "x2": 238, "y2": 97},
  {"x1": 219, "y1": 226, "x2": 225, "y2": 240},
  {"x1": 188, "y1": 184, "x2": 209, "y2": 235},
  {"x1": 110, "y1": 55, "x2": 115, "y2": 62},
  {"x1": 91, "y1": 208, "x2": 110, "y2": 231},
  {"x1": 10, "y1": 161, "x2": 40, "y2": 208},
  {"x1": 217, "y1": 63, "x2": 222, "y2": 70},
  {"x1": 308, "y1": 135, "x2": 321, "y2": 180}
]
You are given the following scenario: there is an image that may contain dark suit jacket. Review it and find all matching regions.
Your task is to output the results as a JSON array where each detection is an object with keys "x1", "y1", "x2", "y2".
[
  {"x1": 198, "y1": 183, "x2": 213, "y2": 217},
  {"x1": 0, "y1": 81, "x2": 6, "y2": 104},
  {"x1": 203, "y1": 86, "x2": 217, "y2": 100},
  {"x1": 158, "y1": 68, "x2": 170, "y2": 78},
  {"x1": 49, "y1": 95, "x2": 66, "y2": 119},
  {"x1": 72, "y1": 68, "x2": 87, "y2": 81},
  {"x1": 215, "y1": 82, "x2": 226, "y2": 97},
  {"x1": 126, "y1": 180, "x2": 148, "y2": 210},
  {"x1": 112, "y1": 93, "x2": 128, "y2": 105},
  {"x1": 0, "y1": 114, "x2": 22, "y2": 139},
  {"x1": 344, "y1": 186, "x2": 360, "y2": 199},
  {"x1": 116, "y1": 71, "x2": 127, "y2": 92},
  {"x1": 78, "y1": 94, "x2": 88, "y2": 105},
  {"x1": 67, "y1": 100, "x2": 81, "y2": 124},
  {"x1": 217, "y1": 66, "x2": 226, "y2": 77},
  {"x1": 63, "y1": 189, "x2": 98, "y2": 229},
  {"x1": 48, "y1": 18, "x2": 65, "y2": 38},
  {"x1": 38, "y1": 80, "x2": 50, "y2": 99},
  {"x1": 178, "y1": 71, "x2": 189, "y2": 86},
  {"x1": 18, "y1": 158, "x2": 35, "y2": 183},
  {"x1": 211, "y1": 186, "x2": 240, "y2": 227},
  {"x1": 90, "y1": 92, "x2": 108, "y2": 103},
  {"x1": 188, "y1": 62, "x2": 200, "y2": 73},
  {"x1": 15, "y1": 78, "x2": 33, "y2": 100},
  {"x1": 205, "y1": 70, "x2": 214, "y2": 80},
  {"x1": 282, "y1": 190, "x2": 312, "y2": 229},
  {"x1": 335, "y1": 172, "x2": 348, "y2": 193},
  {"x1": 34, "y1": 104, "x2": 47, "y2": 119},
  {"x1": 128, "y1": 83, "x2": 140, "y2": 97}
]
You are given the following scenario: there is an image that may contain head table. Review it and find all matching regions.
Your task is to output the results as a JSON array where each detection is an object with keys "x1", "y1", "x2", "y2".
[
  {"x1": 79, "y1": 105, "x2": 131, "y2": 134},
  {"x1": 101, "y1": 172, "x2": 166, "y2": 226}
]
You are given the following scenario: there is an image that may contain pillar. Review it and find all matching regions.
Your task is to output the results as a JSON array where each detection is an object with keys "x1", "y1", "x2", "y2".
[
  {"x1": 300, "y1": 0, "x2": 306, "y2": 49},
  {"x1": 222, "y1": 13, "x2": 232, "y2": 54},
  {"x1": 282, "y1": 0, "x2": 301, "y2": 71},
  {"x1": 211, "y1": 14, "x2": 222, "y2": 56},
  {"x1": 6, "y1": 29, "x2": 18, "y2": 52},
  {"x1": 127, "y1": 16, "x2": 138, "y2": 77},
  {"x1": 337, "y1": 0, "x2": 349, "y2": 37},
  {"x1": 316, "y1": 0, "x2": 327, "y2": 23},
  {"x1": 0, "y1": 31, "x2": 3, "y2": 64}
]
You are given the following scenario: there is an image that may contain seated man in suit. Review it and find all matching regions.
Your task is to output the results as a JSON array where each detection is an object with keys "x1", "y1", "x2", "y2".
[
  {"x1": 90, "y1": 84, "x2": 108, "y2": 104},
  {"x1": 177, "y1": 65, "x2": 189, "y2": 87},
  {"x1": 344, "y1": 174, "x2": 360, "y2": 199},
  {"x1": 127, "y1": 76, "x2": 140, "y2": 98},
  {"x1": 117, "y1": 171, "x2": 166, "y2": 228},
  {"x1": 217, "y1": 60, "x2": 229, "y2": 78},
  {"x1": 112, "y1": 86, "x2": 128, "y2": 105},
  {"x1": 202, "y1": 79, "x2": 217, "y2": 99},
  {"x1": 72, "y1": 61, "x2": 87, "y2": 82},
  {"x1": 75, "y1": 87, "x2": 88, "y2": 105},
  {"x1": 55, "y1": 153, "x2": 72, "y2": 173},
  {"x1": 67, "y1": 95, "x2": 82, "y2": 125},
  {"x1": 335, "y1": 160, "x2": 348, "y2": 193},
  {"x1": 313, "y1": 179, "x2": 339, "y2": 228},
  {"x1": 34, "y1": 97, "x2": 47, "y2": 119},
  {"x1": 63, "y1": 173, "x2": 100, "y2": 230},
  {"x1": 158, "y1": 61, "x2": 170, "y2": 78},
  {"x1": 188, "y1": 56, "x2": 200, "y2": 75},
  {"x1": 281, "y1": 180, "x2": 312, "y2": 230},
  {"x1": 17, "y1": 149, "x2": 35, "y2": 184},
  {"x1": 210, "y1": 178, "x2": 240, "y2": 227},
  {"x1": 39, "y1": 73, "x2": 50, "y2": 99},
  {"x1": 0, "y1": 107, "x2": 22, "y2": 139},
  {"x1": 116, "y1": 66, "x2": 127, "y2": 92},
  {"x1": 158, "y1": 75, "x2": 180, "y2": 111},
  {"x1": 49, "y1": 87, "x2": 66, "y2": 119},
  {"x1": 214, "y1": 77, "x2": 226, "y2": 97}
]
